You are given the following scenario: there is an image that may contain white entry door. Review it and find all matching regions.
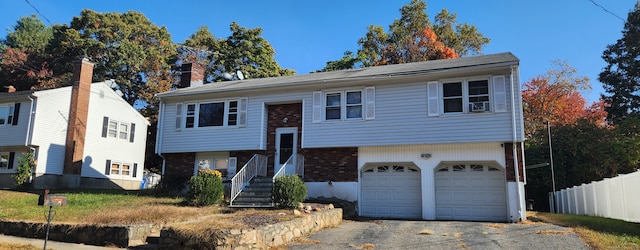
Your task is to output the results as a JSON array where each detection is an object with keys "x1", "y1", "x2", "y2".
[{"x1": 275, "y1": 127, "x2": 297, "y2": 174}]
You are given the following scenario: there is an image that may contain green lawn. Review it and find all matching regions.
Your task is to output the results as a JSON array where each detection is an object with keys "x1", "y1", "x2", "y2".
[
  {"x1": 0, "y1": 190, "x2": 215, "y2": 224},
  {"x1": 529, "y1": 211, "x2": 640, "y2": 250}
]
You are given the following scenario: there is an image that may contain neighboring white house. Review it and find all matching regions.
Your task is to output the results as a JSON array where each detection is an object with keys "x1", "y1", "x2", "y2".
[
  {"x1": 0, "y1": 59, "x2": 149, "y2": 190},
  {"x1": 155, "y1": 53, "x2": 527, "y2": 222}
]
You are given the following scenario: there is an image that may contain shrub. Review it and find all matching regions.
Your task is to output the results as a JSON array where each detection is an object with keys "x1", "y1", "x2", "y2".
[
  {"x1": 273, "y1": 174, "x2": 307, "y2": 209},
  {"x1": 13, "y1": 152, "x2": 35, "y2": 189},
  {"x1": 185, "y1": 170, "x2": 223, "y2": 206},
  {"x1": 153, "y1": 174, "x2": 189, "y2": 197}
]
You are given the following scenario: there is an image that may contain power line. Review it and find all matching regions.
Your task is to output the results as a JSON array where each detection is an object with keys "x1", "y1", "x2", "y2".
[
  {"x1": 588, "y1": 0, "x2": 626, "y2": 22},
  {"x1": 24, "y1": 0, "x2": 53, "y2": 25}
]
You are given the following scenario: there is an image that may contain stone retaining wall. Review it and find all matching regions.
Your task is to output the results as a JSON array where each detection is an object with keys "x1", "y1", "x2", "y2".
[
  {"x1": 0, "y1": 220, "x2": 159, "y2": 248},
  {"x1": 160, "y1": 208, "x2": 342, "y2": 249}
]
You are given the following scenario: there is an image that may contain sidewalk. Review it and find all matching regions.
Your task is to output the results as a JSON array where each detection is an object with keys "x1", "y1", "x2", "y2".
[{"x1": 0, "y1": 234, "x2": 123, "y2": 250}]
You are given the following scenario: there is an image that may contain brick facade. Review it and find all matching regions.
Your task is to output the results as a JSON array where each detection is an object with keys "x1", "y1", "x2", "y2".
[
  {"x1": 229, "y1": 103, "x2": 358, "y2": 183},
  {"x1": 301, "y1": 148, "x2": 358, "y2": 182},
  {"x1": 504, "y1": 142, "x2": 524, "y2": 182},
  {"x1": 163, "y1": 152, "x2": 196, "y2": 183}
]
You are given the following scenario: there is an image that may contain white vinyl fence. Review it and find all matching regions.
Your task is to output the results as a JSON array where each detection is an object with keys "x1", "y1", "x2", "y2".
[{"x1": 551, "y1": 170, "x2": 640, "y2": 223}]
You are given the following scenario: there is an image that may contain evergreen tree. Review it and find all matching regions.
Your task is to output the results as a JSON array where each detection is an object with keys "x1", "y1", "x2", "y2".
[{"x1": 600, "y1": 2, "x2": 640, "y2": 124}]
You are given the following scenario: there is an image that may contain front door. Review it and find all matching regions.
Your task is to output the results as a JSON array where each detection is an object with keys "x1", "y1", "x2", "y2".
[{"x1": 275, "y1": 127, "x2": 297, "y2": 174}]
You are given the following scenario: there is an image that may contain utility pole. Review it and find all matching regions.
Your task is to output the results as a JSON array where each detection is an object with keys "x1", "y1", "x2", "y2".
[{"x1": 548, "y1": 120, "x2": 557, "y2": 212}]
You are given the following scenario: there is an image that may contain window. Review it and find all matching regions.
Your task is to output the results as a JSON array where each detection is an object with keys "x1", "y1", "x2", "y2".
[
  {"x1": 325, "y1": 90, "x2": 362, "y2": 120},
  {"x1": 181, "y1": 99, "x2": 247, "y2": 129},
  {"x1": 443, "y1": 82, "x2": 463, "y2": 113},
  {"x1": 313, "y1": 87, "x2": 374, "y2": 123},
  {"x1": 108, "y1": 120, "x2": 118, "y2": 138},
  {"x1": 110, "y1": 162, "x2": 121, "y2": 175},
  {"x1": 199, "y1": 102, "x2": 225, "y2": 127},
  {"x1": 435, "y1": 78, "x2": 492, "y2": 114},
  {"x1": 195, "y1": 157, "x2": 231, "y2": 177},
  {"x1": 185, "y1": 104, "x2": 196, "y2": 128},
  {"x1": 228, "y1": 101, "x2": 238, "y2": 126},
  {"x1": 0, "y1": 152, "x2": 9, "y2": 169},
  {"x1": 102, "y1": 117, "x2": 134, "y2": 142},
  {"x1": 198, "y1": 158, "x2": 228, "y2": 171},
  {"x1": 468, "y1": 80, "x2": 489, "y2": 112},
  {"x1": 0, "y1": 105, "x2": 14, "y2": 125},
  {"x1": 107, "y1": 119, "x2": 128, "y2": 140},
  {"x1": 106, "y1": 160, "x2": 137, "y2": 177}
]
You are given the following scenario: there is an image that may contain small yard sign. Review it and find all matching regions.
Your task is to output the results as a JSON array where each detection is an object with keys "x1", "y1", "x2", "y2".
[{"x1": 43, "y1": 195, "x2": 67, "y2": 206}]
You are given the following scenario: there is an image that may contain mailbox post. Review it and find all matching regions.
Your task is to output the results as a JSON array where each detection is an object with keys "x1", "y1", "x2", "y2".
[{"x1": 40, "y1": 189, "x2": 67, "y2": 250}]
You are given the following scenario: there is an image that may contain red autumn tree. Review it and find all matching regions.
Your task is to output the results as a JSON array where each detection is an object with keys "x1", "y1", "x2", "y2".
[{"x1": 522, "y1": 61, "x2": 606, "y2": 138}]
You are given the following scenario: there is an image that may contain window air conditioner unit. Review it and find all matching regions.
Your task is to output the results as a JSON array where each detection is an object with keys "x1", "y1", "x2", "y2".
[{"x1": 469, "y1": 102, "x2": 489, "y2": 112}]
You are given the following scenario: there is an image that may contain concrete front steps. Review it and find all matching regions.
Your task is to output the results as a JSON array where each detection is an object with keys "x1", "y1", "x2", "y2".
[{"x1": 230, "y1": 176, "x2": 274, "y2": 207}]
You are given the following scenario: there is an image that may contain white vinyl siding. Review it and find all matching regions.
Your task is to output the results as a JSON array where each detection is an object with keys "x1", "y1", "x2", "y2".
[
  {"x1": 304, "y1": 78, "x2": 520, "y2": 148},
  {"x1": 30, "y1": 88, "x2": 73, "y2": 175},
  {"x1": 0, "y1": 100, "x2": 30, "y2": 148},
  {"x1": 158, "y1": 72, "x2": 522, "y2": 152},
  {"x1": 83, "y1": 83, "x2": 148, "y2": 180}
]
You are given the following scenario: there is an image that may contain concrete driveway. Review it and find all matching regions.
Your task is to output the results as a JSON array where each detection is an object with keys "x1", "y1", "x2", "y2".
[{"x1": 287, "y1": 219, "x2": 589, "y2": 250}]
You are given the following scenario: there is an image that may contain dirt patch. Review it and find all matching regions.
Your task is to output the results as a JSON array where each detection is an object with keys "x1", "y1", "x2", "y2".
[
  {"x1": 536, "y1": 230, "x2": 570, "y2": 235},
  {"x1": 485, "y1": 223, "x2": 507, "y2": 228}
]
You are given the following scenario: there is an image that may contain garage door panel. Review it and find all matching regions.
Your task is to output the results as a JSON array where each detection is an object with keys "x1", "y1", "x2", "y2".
[
  {"x1": 436, "y1": 164, "x2": 507, "y2": 222},
  {"x1": 361, "y1": 164, "x2": 421, "y2": 219}
]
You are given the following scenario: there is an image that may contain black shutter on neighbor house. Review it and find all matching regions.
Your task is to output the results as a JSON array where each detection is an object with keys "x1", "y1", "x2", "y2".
[
  {"x1": 12, "y1": 103, "x2": 20, "y2": 125},
  {"x1": 105, "y1": 160, "x2": 111, "y2": 175},
  {"x1": 133, "y1": 163, "x2": 138, "y2": 177},
  {"x1": 101, "y1": 117, "x2": 109, "y2": 137},
  {"x1": 129, "y1": 123, "x2": 136, "y2": 143},
  {"x1": 7, "y1": 152, "x2": 15, "y2": 169}
]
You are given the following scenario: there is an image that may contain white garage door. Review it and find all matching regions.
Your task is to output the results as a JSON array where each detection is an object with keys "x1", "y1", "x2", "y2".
[
  {"x1": 360, "y1": 163, "x2": 421, "y2": 219},
  {"x1": 435, "y1": 163, "x2": 507, "y2": 222}
]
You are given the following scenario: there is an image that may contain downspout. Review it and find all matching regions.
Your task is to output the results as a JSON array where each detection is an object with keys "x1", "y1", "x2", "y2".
[
  {"x1": 510, "y1": 65, "x2": 523, "y2": 221},
  {"x1": 25, "y1": 95, "x2": 36, "y2": 184},
  {"x1": 24, "y1": 95, "x2": 35, "y2": 147},
  {"x1": 156, "y1": 101, "x2": 166, "y2": 175}
]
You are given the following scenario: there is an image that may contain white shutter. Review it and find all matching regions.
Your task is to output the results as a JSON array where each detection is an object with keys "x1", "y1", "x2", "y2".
[
  {"x1": 427, "y1": 81, "x2": 439, "y2": 117},
  {"x1": 365, "y1": 87, "x2": 375, "y2": 120},
  {"x1": 238, "y1": 97, "x2": 248, "y2": 127},
  {"x1": 493, "y1": 75, "x2": 507, "y2": 113},
  {"x1": 312, "y1": 91, "x2": 322, "y2": 123},
  {"x1": 227, "y1": 157, "x2": 237, "y2": 177},
  {"x1": 175, "y1": 103, "x2": 183, "y2": 130}
]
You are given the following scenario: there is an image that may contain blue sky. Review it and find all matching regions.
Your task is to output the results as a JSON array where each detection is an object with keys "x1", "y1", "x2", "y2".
[{"x1": 0, "y1": 0, "x2": 635, "y2": 103}]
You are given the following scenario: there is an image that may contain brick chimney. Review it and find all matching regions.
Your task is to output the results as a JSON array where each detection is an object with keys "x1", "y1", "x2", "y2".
[
  {"x1": 179, "y1": 63, "x2": 204, "y2": 88},
  {"x1": 63, "y1": 58, "x2": 94, "y2": 175}
]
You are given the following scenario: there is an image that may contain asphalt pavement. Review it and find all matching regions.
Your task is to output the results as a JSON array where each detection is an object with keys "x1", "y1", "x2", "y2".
[
  {"x1": 2, "y1": 219, "x2": 590, "y2": 250},
  {"x1": 286, "y1": 219, "x2": 590, "y2": 250}
]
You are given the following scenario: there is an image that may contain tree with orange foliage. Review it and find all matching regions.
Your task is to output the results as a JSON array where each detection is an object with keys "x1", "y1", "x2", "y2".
[
  {"x1": 319, "y1": 0, "x2": 488, "y2": 71},
  {"x1": 522, "y1": 61, "x2": 606, "y2": 139}
]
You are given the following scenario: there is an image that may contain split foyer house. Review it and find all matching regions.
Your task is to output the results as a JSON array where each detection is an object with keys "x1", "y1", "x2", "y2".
[
  {"x1": 155, "y1": 53, "x2": 526, "y2": 222},
  {"x1": 0, "y1": 59, "x2": 149, "y2": 190}
]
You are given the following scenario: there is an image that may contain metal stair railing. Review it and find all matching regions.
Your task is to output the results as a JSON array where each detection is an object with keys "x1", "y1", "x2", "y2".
[
  {"x1": 230, "y1": 154, "x2": 267, "y2": 206},
  {"x1": 273, "y1": 154, "x2": 304, "y2": 182}
]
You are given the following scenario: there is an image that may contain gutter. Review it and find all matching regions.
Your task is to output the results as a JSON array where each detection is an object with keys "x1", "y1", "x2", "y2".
[
  {"x1": 156, "y1": 101, "x2": 166, "y2": 176},
  {"x1": 510, "y1": 65, "x2": 523, "y2": 221},
  {"x1": 24, "y1": 95, "x2": 35, "y2": 147}
]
